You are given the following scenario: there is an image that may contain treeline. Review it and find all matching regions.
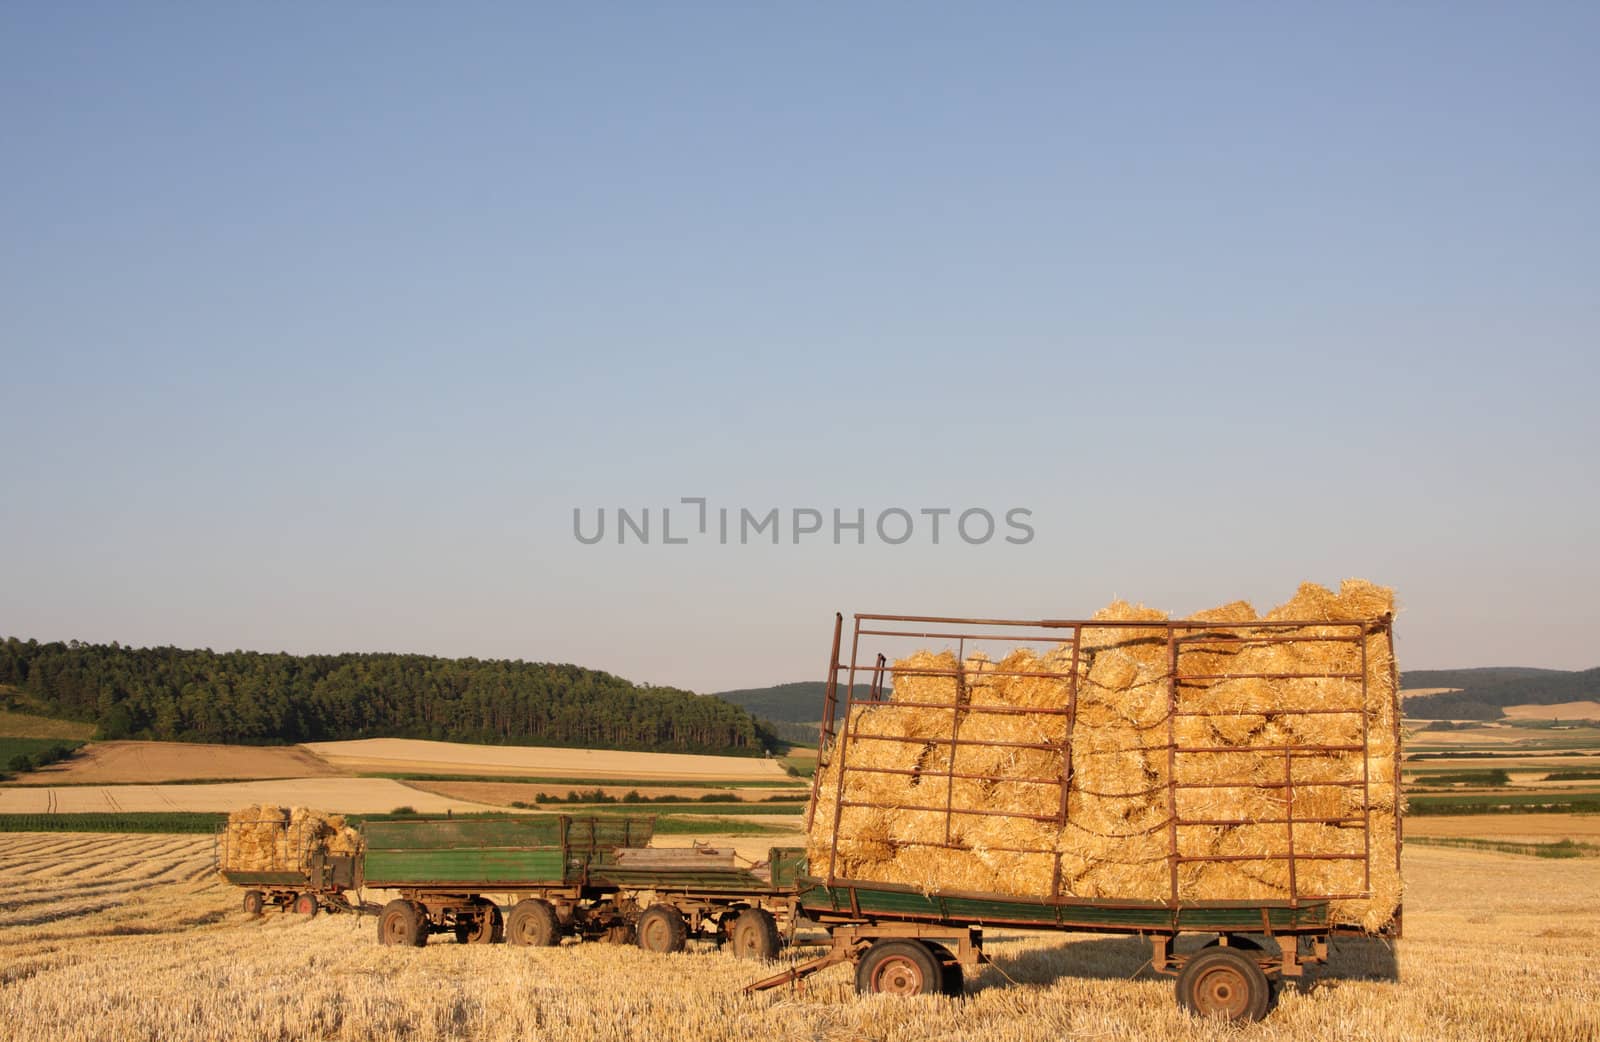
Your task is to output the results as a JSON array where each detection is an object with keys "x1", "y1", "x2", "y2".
[
  {"x1": 1405, "y1": 666, "x2": 1600, "y2": 720},
  {"x1": 0, "y1": 637, "x2": 768, "y2": 756}
]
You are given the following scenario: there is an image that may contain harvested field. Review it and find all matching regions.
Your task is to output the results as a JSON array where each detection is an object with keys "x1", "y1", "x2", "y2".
[
  {"x1": 0, "y1": 778, "x2": 487, "y2": 815},
  {"x1": 1403, "y1": 727, "x2": 1547, "y2": 746},
  {"x1": 1399, "y1": 688, "x2": 1460, "y2": 699},
  {"x1": 15, "y1": 740, "x2": 340, "y2": 784},
  {"x1": 304, "y1": 738, "x2": 788, "y2": 781},
  {"x1": 0, "y1": 837, "x2": 1595, "y2": 1041},
  {"x1": 1504, "y1": 701, "x2": 1600, "y2": 721},
  {"x1": 1407, "y1": 813, "x2": 1600, "y2": 844}
]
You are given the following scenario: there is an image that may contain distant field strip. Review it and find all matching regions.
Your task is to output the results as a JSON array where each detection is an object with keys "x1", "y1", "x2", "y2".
[
  {"x1": 1405, "y1": 836, "x2": 1600, "y2": 858},
  {"x1": 305, "y1": 738, "x2": 788, "y2": 781},
  {"x1": 0, "y1": 778, "x2": 489, "y2": 815}
]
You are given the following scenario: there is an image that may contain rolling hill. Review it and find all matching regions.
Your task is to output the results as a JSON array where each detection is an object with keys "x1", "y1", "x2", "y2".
[
  {"x1": 1, "y1": 637, "x2": 767, "y2": 756},
  {"x1": 1404, "y1": 666, "x2": 1600, "y2": 720}
]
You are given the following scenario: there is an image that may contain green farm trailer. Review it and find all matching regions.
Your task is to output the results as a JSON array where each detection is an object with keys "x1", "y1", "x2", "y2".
[{"x1": 360, "y1": 814, "x2": 799, "y2": 957}]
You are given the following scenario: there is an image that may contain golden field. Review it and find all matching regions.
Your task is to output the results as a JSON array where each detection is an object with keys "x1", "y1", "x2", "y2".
[
  {"x1": 23, "y1": 740, "x2": 339, "y2": 784},
  {"x1": 1, "y1": 833, "x2": 1597, "y2": 1042},
  {"x1": 302, "y1": 738, "x2": 790, "y2": 781},
  {"x1": 0, "y1": 778, "x2": 487, "y2": 815}
]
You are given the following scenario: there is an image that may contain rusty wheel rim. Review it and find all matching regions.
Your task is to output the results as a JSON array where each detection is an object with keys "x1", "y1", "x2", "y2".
[
  {"x1": 871, "y1": 954, "x2": 926, "y2": 995},
  {"x1": 639, "y1": 917, "x2": 669, "y2": 951},
  {"x1": 1192, "y1": 963, "x2": 1250, "y2": 1019},
  {"x1": 381, "y1": 913, "x2": 409, "y2": 944}
]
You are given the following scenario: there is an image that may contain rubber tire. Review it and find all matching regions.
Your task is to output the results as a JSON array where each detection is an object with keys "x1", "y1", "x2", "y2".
[
  {"x1": 636, "y1": 904, "x2": 688, "y2": 954},
  {"x1": 1176, "y1": 946, "x2": 1271, "y2": 1022},
  {"x1": 730, "y1": 908, "x2": 781, "y2": 962},
  {"x1": 242, "y1": 890, "x2": 264, "y2": 917},
  {"x1": 855, "y1": 940, "x2": 942, "y2": 996},
  {"x1": 293, "y1": 892, "x2": 319, "y2": 917},
  {"x1": 455, "y1": 901, "x2": 502, "y2": 944},
  {"x1": 377, "y1": 899, "x2": 426, "y2": 947},
  {"x1": 923, "y1": 942, "x2": 964, "y2": 997},
  {"x1": 506, "y1": 899, "x2": 562, "y2": 947}
]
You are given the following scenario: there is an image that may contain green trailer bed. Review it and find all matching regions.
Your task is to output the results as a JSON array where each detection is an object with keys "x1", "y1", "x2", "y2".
[
  {"x1": 795, "y1": 875, "x2": 1333, "y2": 933},
  {"x1": 360, "y1": 815, "x2": 654, "y2": 889}
]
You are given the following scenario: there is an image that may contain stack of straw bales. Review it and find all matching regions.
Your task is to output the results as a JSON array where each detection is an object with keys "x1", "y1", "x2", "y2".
[
  {"x1": 808, "y1": 580, "x2": 1402, "y2": 931},
  {"x1": 219, "y1": 804, "x2": 363, "y2": 874}
]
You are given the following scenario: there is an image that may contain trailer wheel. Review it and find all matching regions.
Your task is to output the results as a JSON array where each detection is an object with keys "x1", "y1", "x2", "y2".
[
  {"x1": 1176, "y1": 946, "x2": 1271, "y2": 1022},
  {"x1": 506, "y1": 899, "x2": 561, "y2": 947},
  {"x1": 454, "y1": 900, "x2": 503, "y2": 944},
  {"x1": 730, "y1": 908, "x2": 781, "y2": 962},
  {"x1": 856, "y1": 940, "x2": 941, "y2": 996},
  {"x1": 636, "y1": 904, "x2": 688, "y2": 954},
  {"x1": 923, "y1": 942, "x2": 964, "y2": 997},
  {"x1": 293, "y1": 892, "x2": 319, "y2": 917},
  {"x1": 241, "y1": 890, "x2": 264, "y2": 917},
  {"x1": 378, "y1": 899, "x2": 426, "y2": 947}
]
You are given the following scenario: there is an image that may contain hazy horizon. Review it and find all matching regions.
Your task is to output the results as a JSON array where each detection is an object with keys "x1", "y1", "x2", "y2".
[{"x1": 4, "y1": 5, "x2": 1596, "y2": 693}]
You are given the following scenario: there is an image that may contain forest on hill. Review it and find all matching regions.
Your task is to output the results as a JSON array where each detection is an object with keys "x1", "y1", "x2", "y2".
[
  {"x1": 1403, "y1": 666, "x2": 1598, "y2": 720},
  {"x1": 0, "y1": 638, "x2": 767, "y2": 755}
]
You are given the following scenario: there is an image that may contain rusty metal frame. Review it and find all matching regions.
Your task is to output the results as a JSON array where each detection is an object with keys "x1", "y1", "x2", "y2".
[{"x1": 809, "y1": 611, "x2": 1401, "y2": 911}]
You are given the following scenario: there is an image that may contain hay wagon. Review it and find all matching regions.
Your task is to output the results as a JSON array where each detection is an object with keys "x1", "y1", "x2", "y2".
[
  {"x1": 746, "y1": 608, "x2": 1403, "y2": 1023},
  {"x1": 363, "y1": 814, "x2": 802, "y2": 958},
  {"x1": 215, "y1": 814, "x2": 362, "y2": 917}
]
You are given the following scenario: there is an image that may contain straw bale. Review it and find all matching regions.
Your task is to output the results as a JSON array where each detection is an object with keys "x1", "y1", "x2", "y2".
[
  {"x1": 219, "y1": 804, "x2": 363, "y2": 875},
  {"x1": 892, "y1": 650, "x2": 963, "y2": 706}
]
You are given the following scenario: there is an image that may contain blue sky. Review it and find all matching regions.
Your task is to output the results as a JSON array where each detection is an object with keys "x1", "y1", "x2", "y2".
[{"x1": 3, "y1": 3, "x2": 1596, "y2": 691}]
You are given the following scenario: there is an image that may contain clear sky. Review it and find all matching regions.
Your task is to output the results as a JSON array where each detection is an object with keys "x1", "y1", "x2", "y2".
[{"x1": 2, "y1": 4, "x2": 1596, "y2": 692}]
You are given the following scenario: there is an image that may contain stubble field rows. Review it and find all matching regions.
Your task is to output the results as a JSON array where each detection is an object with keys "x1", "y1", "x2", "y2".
[{"x1": 1, "y1": 834, "x2": 1597, "y2": 1041}]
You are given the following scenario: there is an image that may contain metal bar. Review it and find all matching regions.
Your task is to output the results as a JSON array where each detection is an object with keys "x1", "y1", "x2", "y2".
[
  {"x1": 1284, "y1": 741, "x2": 1298, "y2": 903},
  {"x1": 1166, "y1": 630, "x2": 1180, "y2": 910},
  {"x1": 1175, "y1": 743, "x2": 1365, "y2": 754},
  {"x1": 807, "y1": 612, "x2": 845, "y2": 835},
  {"x1": 1174, "y1": 780, "x2": 1363, "y2": 790},
  {"x1": 1058, "y1": 623, "x2": 1082, "y2": 843},
  {"x1": 827, "y1": 616, "x2": 863, "y2": 887},
  {"x1": 1361, "y1": 631, "x2": 1371, "y2": 895},
  {"x1": 842, "y1": 764, "x2": 1063, "y2": 786},
  {"x1": 1173, "y1": 634, "x2": 1366, "y2": 645},
  {"x1": 1385, "y1": 616, "x2": 1402, "y2": 889},
  {"x1": 1175, "y1": 853, "x2": 1366, "y2": 863},
  {"x1": 836, "y1": 799, "x2": 1083, "y2": 827},
  {"x1": 1172, "y1": 707, "x2": 1365, "y2": 717},
  {"x1": 1176, "y1": 672, "x2": 1365, "y2": 681},
  {"x1": 942, "y1": 640, "x2": 963, "y2": 845},
  {"x1": 849, "y1": 697, "x2": 1072, "y2": 716},
  {"x1": 864, "y1": 666, "x2": 1078, "y2": 682},
  {"x1": 1176, "y1": 816, "x2": 1365, "y2": 826},
  {"x1": 854, "y1": 614, "x2": 1366, "y2": 630},
  {"x1": 831, "y1": 732, "x2": 1068, "y2": 752},
  {"x1": 856, "y1": 628, "x2": 1097, "y2": 643}
]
